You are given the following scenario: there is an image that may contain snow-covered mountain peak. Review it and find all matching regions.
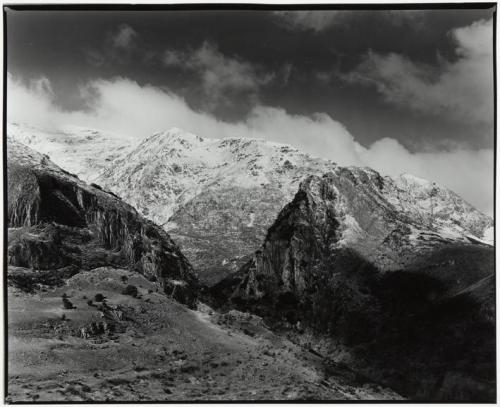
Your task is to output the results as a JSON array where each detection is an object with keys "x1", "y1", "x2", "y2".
[
  {"x1": 9, "y1": 122, "x2": 491, "y2": 245},
  {"x1": 94, "y1": 126, "x2": 338, "y2": 226},
  {"x1": 7, "y1": 121, "x2": 138, "y2": 183},
  {"x1": 145, "y1": 127, "x2": 207, "y2": 147}
]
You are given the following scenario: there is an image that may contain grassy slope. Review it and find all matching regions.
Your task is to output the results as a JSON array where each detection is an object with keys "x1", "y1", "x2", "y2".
[{"x1": 7, "y1": 267, "x2": 402, "y2": 402}]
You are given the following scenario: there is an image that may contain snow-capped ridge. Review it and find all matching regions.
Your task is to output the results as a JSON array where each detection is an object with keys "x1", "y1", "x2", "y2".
[
  {"x1": 7, "y1": 121, "x2": 138, "y2": 183},
  {"x1": 8, "y1": 122, "x2": 493, "y2": 284},
  {"x1": 145, "y1": 127, "x2": 206, "y2": 146}
]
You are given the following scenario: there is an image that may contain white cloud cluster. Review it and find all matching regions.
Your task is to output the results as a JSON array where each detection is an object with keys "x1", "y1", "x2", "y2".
[
  {"x1": 163, "y1": 42, "x2": 274, "y2": 110},
  {"x1": 7, "y1": 73, "x2": 493, "y2": 216},
  {"x1": 344, "y1": 18, "x2": 493, "y2": 125}
]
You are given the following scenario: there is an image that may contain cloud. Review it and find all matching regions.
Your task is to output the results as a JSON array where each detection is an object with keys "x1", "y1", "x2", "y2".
[
  {"x1": 111, "y1": 24, "x2": 137, "y2": 49},
  {"x1": 163, "y1": 42, "x2": 275, "y2": 111},
  {"x1": 274, "y1": 11, "x2": 348, "y2": 32},
  {"x1": 281, "y1": 63, "x2": 293, "y2": 86},
  {"x1": 274, "y1": 10, "x2": 426, "y2": 32},
  {"x1": 84, "y1": 24, "x2": 139, "y2": 66},
  {"x1": 7, "y1": 74, "x2": 57, "y2": 127},
  {"x1": 86, "y1": 29, "x2": 279, "y2": 115},
  {"x1": 344, "y1": 18, "x2": 493, "y2": 125},
  {"x1": 7, "y1": 74, "x2": 493, "y2": 216}
]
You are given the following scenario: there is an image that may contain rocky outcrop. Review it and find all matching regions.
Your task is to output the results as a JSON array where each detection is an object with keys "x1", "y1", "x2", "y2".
[
  {"x1": 233, "y1": 170, "x2": 490, "y2": 299},
  {"x1": 7, "y1": 138, "x2": 198, "y2": 307},
  {"x1": 224, "y1": 171, "x2": 495, "y2": 401}
]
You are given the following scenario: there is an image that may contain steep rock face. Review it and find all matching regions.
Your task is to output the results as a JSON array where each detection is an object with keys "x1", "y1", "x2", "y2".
[
  {"x1": 238, "y1": 169, "x2": 488, "y2": 295},
  {"x1": 226, "y1": 171, "x2": 495, "y2": 401},
  {"x1": 7, "y1": 138, "x2": 198, "y2": 307}
]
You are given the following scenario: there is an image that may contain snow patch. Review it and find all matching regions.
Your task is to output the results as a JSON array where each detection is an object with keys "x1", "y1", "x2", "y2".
[
  {"x1": 482, "y1": 226, "x2": 494, "y2": 244},
  {"x1": 247, "y1": 213, "x2": 255, "y2": 227},
  {"x1": 399, "y1": 173, "x2": 432, "y2": 186}
]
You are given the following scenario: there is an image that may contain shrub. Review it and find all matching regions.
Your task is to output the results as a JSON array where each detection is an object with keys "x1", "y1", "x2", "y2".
[
  {"x1": 94, "y1": 293, "x2": 105, "y2": 302},
  {"x1": 121, "y1": 276, "x2": 128, "y2": 284},
  {"x1": 122, "y1": 284, "x2": 138, "y2": 298},
  {"x1": 62, "y1": 297, "x2": 74, "y2": 309},
  {"x1": 87, "y1": 300, "x2": 93, "y2": 306}
]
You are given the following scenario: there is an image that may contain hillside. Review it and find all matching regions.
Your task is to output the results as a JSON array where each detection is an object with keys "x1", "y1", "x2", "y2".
[
  {"x1": 6, "y1": 138, "x2": 405, "y2": 402},
  {"x1": 7, "y1": 137, "x2": 198, "y2": 306},
  {"x1": 222, "y1": 172, "x2": 495, "y2": 401}
]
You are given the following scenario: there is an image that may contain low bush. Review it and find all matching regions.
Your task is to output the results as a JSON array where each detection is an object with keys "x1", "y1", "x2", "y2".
[
  {"x1": 122, "y1": 284, "x2": 138, "y2": 298},
  {"x1": 62, "y1": 297, "x2": 74, "y2": 309}
]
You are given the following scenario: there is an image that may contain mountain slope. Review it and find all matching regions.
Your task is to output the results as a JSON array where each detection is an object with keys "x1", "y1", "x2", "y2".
[
  {"x1": 9, "y1": 123, "x2": 493, "y2": 285},
  {"x1": 222, "y1": 172, "x2": 495, "y2": 401},
  {"x1": 7, "y1": 137, "x2": 198, "y2": 307},
  {"x1": 95, "y1": 128, "x2": 492, "y2": 284},
  {"x1": 95, "y1": 128, "x2": 338, "y2": 283},
  {"x1": 7, "y1": 267, "x2": 402, "y2": 402}
]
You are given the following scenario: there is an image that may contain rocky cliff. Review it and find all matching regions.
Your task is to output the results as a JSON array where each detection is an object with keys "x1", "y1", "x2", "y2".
[
  {"x1": 224, "y1": 170, "x2": 495, "y2": 401},
  {"x1": 7, "y1": 138, "x2": 198, "y2": 307}
]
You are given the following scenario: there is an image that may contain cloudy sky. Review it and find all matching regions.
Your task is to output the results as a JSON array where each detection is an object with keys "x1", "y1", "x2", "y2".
[{"x1": 5, "y1": 5, "x2": 495, "y2": 215}]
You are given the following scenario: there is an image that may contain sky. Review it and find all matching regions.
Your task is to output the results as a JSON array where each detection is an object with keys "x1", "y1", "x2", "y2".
[{"x1": 5, "y1": 5, "x2": 496, "y2": 215}]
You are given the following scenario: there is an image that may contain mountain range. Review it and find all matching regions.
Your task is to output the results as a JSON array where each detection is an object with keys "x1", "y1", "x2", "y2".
[
  {"x1": 6, "y1": 121, "x2": 495, "y2": 401},
  {"x1": 8, "y1": 122, "x2": 493, "y2": 285}
]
